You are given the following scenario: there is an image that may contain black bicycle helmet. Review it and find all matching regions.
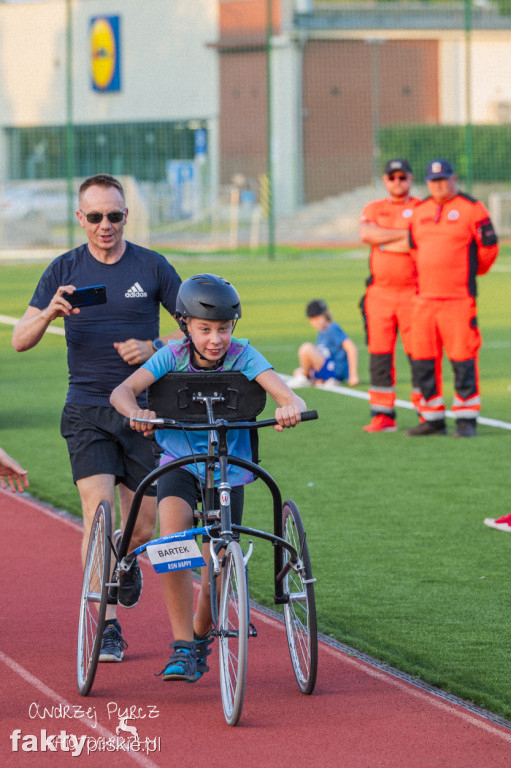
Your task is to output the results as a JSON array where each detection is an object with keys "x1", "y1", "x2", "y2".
[{"x1": 176, "y1": 274, "x2": 242, "y2": 328}]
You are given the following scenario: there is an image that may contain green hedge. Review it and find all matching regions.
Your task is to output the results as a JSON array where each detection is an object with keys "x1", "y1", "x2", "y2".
[{"x1": 379, "y1": 124, "x2": 511, "y2": 184}]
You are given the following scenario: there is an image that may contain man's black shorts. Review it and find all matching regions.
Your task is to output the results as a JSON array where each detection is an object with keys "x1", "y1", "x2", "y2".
[{"x1": 60, "y1": 403, "x2": 158, "y2": 495}]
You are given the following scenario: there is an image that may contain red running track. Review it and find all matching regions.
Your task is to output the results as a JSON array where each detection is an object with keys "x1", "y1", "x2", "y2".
[{"x1": 1, "y1": 491, "x2": 511, "y2": 767}]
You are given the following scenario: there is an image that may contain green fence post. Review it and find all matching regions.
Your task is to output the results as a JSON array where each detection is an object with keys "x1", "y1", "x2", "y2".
[
  {"x1": 464, "y1": 0, "x2": 473, "y2": 192},
  {"x1": 266, "y1": 0, "x2": 275, "y2": 259},
  {"x1": 66, "y1": 0, "x2": 75, "y2": 250}
]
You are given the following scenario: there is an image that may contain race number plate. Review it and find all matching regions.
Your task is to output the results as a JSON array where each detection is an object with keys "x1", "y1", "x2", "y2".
[{"x1": 146, "y1": 535, "x2": 205, "y2": 574}]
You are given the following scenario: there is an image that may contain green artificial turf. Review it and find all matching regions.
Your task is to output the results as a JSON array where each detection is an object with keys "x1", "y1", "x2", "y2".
[{"x1": 1, "y1": 249, "x2": 511, "y2": 717}]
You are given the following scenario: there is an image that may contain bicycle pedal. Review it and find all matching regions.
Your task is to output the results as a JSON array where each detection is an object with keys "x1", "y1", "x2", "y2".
[{"x1": 249, "y1": 622, "x2": 258, "y2": 638}]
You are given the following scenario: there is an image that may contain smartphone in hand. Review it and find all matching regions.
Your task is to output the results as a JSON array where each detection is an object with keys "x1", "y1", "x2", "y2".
[{"x1": 62, "y1": 285, "x2": 107, "y2": 308}]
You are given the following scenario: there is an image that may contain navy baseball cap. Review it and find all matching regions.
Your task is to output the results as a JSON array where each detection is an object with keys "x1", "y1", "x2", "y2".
[
  {"x1": 425, "y1": 159, "x2": 455, "y2": 180},
  {"x1": 306, "y1": 299, "x2": 327, "y2": 318},
  {"x1": 384, "y1": 158, "x2": 412, "y2": 175}
]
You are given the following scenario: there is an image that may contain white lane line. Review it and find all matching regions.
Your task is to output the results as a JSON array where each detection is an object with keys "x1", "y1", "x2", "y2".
[
  {"x1": 0, "y1": 314, "x2": 65, "y2": 336},
  {"x1": 280, "y1": 375, "x2": 511, "y2": 431},
  {"x1": 2, "y1": 313, "x2": 511, "y2": 428},
  {"x1": 7, "y1": 494, "x2": 511, "y2": 744},
  {"x1": 0, "y1": 652, "x2": 160, "y2": 768}
]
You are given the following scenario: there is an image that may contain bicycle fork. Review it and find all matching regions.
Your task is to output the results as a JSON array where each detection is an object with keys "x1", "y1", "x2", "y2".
[{"x1": 209, "y1": 537, "x2": 257, "y2": 639}]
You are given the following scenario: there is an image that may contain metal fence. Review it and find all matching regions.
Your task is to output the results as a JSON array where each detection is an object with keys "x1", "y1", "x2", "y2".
[{"x1": 2, "y1": 0, "x2": 511, "y2": 254}]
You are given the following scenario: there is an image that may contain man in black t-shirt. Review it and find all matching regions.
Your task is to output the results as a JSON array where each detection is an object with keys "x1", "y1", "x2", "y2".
[{"x1": 12, "y1": 174, "x2": 182, "y2": 661}]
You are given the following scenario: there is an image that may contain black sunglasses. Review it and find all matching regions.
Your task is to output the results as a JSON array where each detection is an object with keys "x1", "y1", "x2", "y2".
[
  {"x1": 388, "y1": 174, "x2": 408, "y2": 181},
  {"x1": 80, "y1": 209, "x2": 126, "y2": 224}
]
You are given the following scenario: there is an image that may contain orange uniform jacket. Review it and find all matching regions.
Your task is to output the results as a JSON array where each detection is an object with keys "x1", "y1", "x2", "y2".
[
  {"x1": 360, "y1": 196, "x2": 421, "y2": 418},
  {"x1": 360, "y1": 197, "x2": 420, "y2": 289},
  {"x1": 408, "y1": 193, "x2": 498, "y2": 298},
  {"x1": 408, "y1": 192, "x2": 498, "y2": 422}
]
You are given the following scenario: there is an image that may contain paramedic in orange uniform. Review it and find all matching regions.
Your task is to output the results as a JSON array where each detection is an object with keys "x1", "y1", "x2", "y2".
[
  {"x1": 359, "y1": 158, "x2": 421, "y2": 433},
  {"x1": 406, "y1": 159, "x2": 498, "y2": 438}
]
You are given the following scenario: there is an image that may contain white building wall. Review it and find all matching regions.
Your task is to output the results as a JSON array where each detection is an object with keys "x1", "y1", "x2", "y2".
[
  {"x1": 2, "y1": 3, "x2": 511, "y2": 218},
  {"x1": 0, "y1": 0, "x2": 219, "y2": 127},
  {"x1": 439, "y1": 36, "x2": 511, "y2": 126},
  {"x1": 0, "y1": 2, "x2": 67, "y2": 125},
  {"x1": 439, "y1": 40, "x2": 466, "y2": 125},
  {"x1": 271, "y1": 33, "x2": 303, "y2": 217},
  {"x1": 470, "y1": 38, "x2": 511, "y2": 124}
]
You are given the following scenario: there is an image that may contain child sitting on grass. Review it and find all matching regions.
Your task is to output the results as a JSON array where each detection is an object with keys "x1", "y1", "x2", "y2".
[
  {"x1": 289, "y1": 299, "x2": 359, "y2": 389},
  {"x1": 110, "y1": 273, "x2": 307, "y2": 682}
]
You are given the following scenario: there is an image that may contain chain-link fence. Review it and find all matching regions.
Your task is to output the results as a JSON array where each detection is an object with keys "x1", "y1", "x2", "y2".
[{"x1": 2, "y1": 0, "x2": 511, "y2": 254}]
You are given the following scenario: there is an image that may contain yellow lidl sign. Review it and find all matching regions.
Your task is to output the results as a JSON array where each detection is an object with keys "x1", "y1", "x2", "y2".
[{"x1": 90, "y1": 16, "x2": 121, "y2": 92}]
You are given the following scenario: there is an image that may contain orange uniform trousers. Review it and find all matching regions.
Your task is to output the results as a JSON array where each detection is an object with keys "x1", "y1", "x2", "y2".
[
  {"x1": 365, "y1": 283, "x2": 421, "y2": 417},
  {"x1": 410, "y1": 296, "x2": 481, "y2": 421}
]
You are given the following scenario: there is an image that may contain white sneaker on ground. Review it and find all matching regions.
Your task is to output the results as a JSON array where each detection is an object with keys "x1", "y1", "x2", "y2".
[
  {"x1": 483, "y1": 514, "x2": 511, "y2": 531},
  {"x1": 321, "y1": 378, "x2": 341, "y2": 389},
  {"x1": 287, "y1": 373, "x2": 312, "y2": 389}
]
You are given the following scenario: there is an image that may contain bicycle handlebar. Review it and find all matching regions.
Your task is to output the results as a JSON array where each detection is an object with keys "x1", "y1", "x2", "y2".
[{"x1": 129, "y1": 410, "x2": 318, "y2": 432}]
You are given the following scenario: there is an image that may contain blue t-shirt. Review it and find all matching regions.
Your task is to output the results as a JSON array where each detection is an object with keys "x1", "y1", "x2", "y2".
[
  {"x1": 143, "y1": 337, "x2": 272, "y2": 486},
  {"x1": 316, "y1": 322, "x2": 349, "y2": 381},
  {"x1": 29, "y1": 242, "x2": 181, "y2": 406}
]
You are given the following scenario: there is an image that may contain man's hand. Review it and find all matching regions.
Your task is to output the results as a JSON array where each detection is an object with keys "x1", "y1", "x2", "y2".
[
  {"x1": 359, "y1": 222, "x2": 409, "y2": 247},
  {"x1": 44, "y1": 285, "x2": 81, "y2": 322},
  {"x1": 12, "y1": 288, "x2": 80, "y2": 353},
  {"x1": 113, "y1": 339, "x2": 154, "y2": 365},
  {"x1": 0, "y1": 448, "x2": 29, "y2": 494}
]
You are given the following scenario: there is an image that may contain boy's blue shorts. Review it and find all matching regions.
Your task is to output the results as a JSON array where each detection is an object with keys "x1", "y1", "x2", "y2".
[
  {"x1": 312, "y1": 358, "x2": 338, "y2": 381},
  {"x1": 312, "y1": 349, "x2": 348, "y2": 381}
]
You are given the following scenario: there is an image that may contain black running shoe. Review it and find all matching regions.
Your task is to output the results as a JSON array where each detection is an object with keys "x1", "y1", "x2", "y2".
[
  {"x1": 118, "y1": 556, "x2": 143, "y2": 609},
  {"x1": 114, "y1": 528, "x2": 143, "y2": 609},
  {"x1": 99, "y1": 619, "x2": 127, "y2": 662}
]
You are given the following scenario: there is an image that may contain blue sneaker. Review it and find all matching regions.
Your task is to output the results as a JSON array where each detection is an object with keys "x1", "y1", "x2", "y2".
[
  {"x1": 159, "y1": 641, "x2": 199, "y2": 682},
  {"x1": 99, "y1": 619, "x2": 127, "y2": 662},
  {"x1": 194, "y1": 630, "x2": 214, "y2": 676}
]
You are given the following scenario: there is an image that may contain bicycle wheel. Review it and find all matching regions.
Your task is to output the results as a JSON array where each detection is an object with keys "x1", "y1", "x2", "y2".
[
  {"x1": 77, "y1": 500, "x2": 112, "y2": 696},
  {"x1": 282, "y1": 499, "x2": 318, "y2": 695},
  {"x1": 218, "y1": 540, "x2": 248, "y2": 726}
]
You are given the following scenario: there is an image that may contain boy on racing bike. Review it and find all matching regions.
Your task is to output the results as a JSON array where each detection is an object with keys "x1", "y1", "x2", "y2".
[{"x1": 110, "y1": 274, "x2": 306, "y2": 682}]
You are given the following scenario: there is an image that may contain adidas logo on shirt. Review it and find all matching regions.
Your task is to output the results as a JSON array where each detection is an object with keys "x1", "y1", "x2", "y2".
[{"x1": 125, "y1": 282, "x2": 148, "y2": 298}]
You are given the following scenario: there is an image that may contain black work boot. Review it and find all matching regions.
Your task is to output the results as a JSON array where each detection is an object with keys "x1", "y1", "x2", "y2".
[
  {"x1": 405, "y1": 420, "x2": 447, "y2": 437},
  {"x1": 453, "y1": 418, "x2": 477, "y2": 438}
]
